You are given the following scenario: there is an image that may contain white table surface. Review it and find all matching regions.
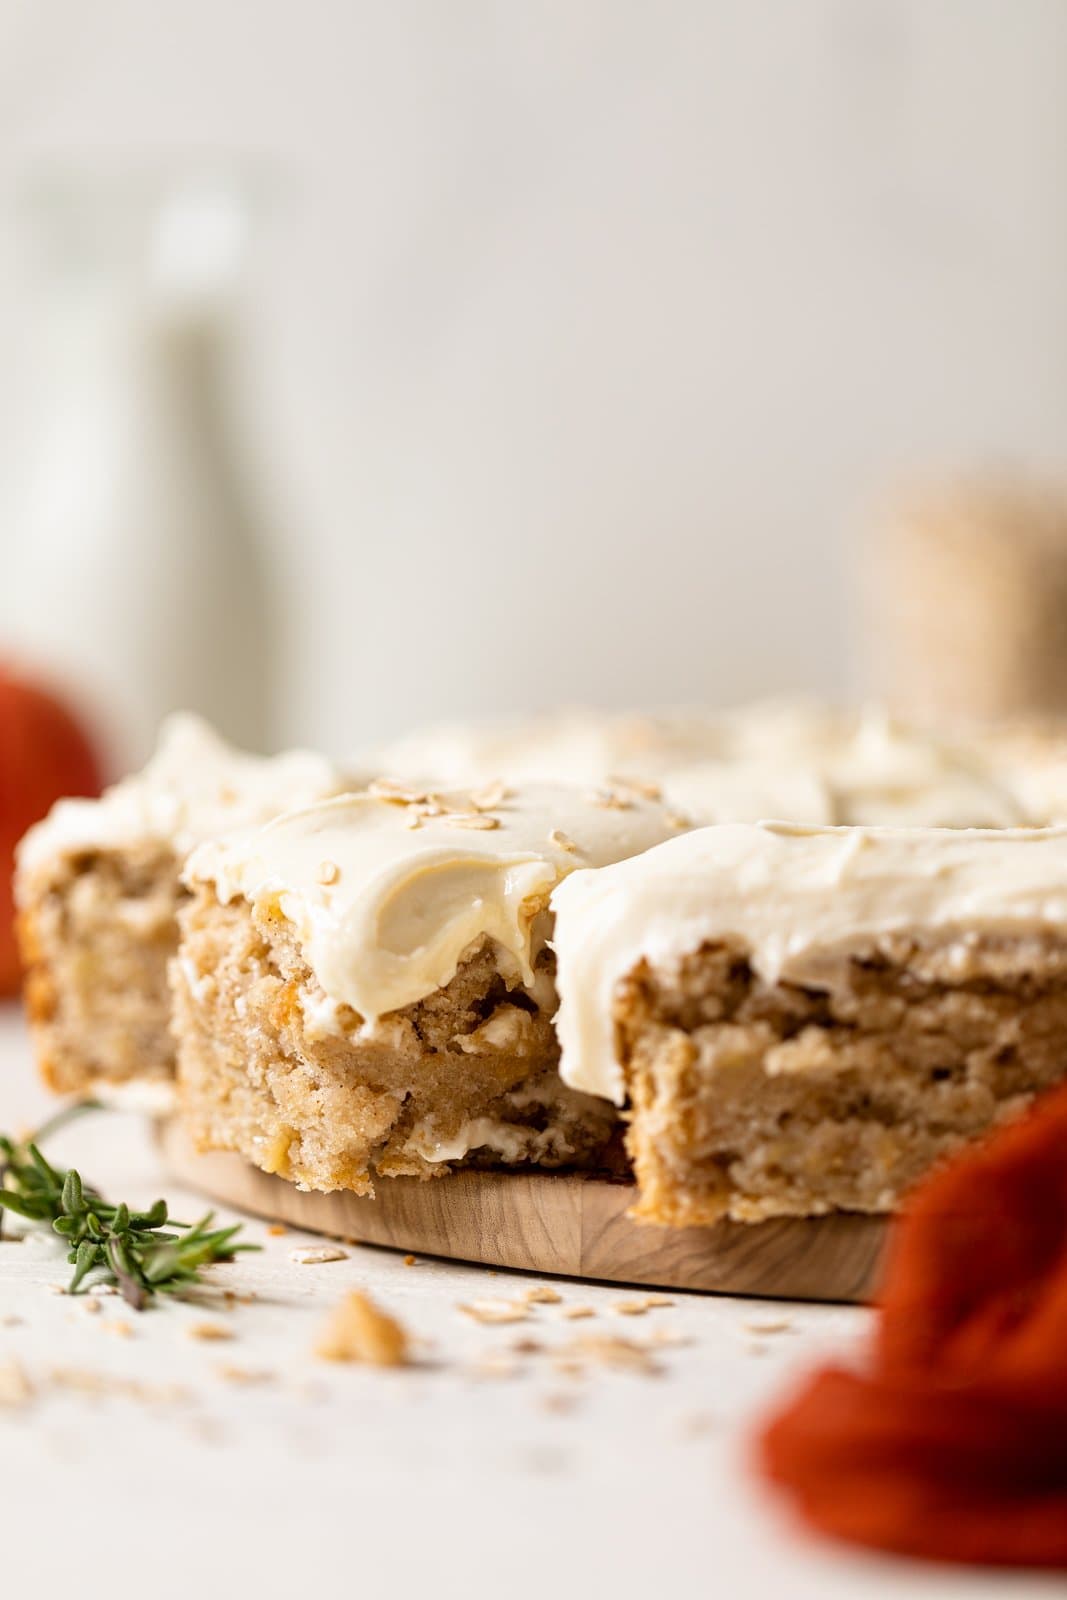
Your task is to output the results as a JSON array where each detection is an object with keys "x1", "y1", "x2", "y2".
[{"x1": 0, "y1": 1005, "x2": 1056, "y2": 1600}]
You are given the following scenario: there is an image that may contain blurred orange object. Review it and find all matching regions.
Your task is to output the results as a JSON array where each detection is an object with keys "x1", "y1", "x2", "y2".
[
  {"x1": 0, "y1": 666, "x2": 102, "y2": 995},
  {"x1": 757, "y1": 1083, "x2": 1067, "y2": 1569}
]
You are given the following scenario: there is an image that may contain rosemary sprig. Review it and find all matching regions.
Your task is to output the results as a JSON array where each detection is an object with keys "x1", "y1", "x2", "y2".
[{"x1": 0, "y1": 1102, "x2": 257, "y2": 1309}]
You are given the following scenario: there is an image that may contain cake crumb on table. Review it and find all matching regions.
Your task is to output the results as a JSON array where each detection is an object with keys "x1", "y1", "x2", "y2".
[
  {"x1": 0, "y1": 1359, "x2": 33, "y2": 1409},
  {"x1": 458, "y1": 1298, "x2": 530, "y2": 1325},
  {"x1": 315, "y1": 1291, "x2": 409, "y2": 1367},
  {"x1": 560, "y1": 1305, "x2": 595, "y2": 1321},
  {"x1": 613, "y1": 1295, "x2": 674, "y2": 1316},
  {"x1": 186, "y1": 1321, "x2": 234, "y2": 1342},
  {"x1": 290, "y1": 1246, "x2": 348, "y2": 1264},
  {"x1": 523, "y1": 1284, "x2": 562, "y2": 1305}
]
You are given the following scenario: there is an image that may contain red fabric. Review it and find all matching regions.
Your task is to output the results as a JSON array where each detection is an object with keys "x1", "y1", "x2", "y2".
[
  {"x1": 757, "y1": 1083, "x2": 1067, "y2": 1569},
  {"x1": 0, "y1": 666, "x2": 102, "y2": 993}
]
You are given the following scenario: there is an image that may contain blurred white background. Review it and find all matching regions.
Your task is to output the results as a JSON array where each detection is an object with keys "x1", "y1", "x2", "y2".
[{"x1": 0, "y1": 0, "x2": 1065, "y2": 758}]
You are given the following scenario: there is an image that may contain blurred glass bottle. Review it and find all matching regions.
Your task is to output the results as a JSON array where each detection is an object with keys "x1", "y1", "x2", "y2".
[{"x1": 0, "y1": 171, "x2": 277, "y2": 771}]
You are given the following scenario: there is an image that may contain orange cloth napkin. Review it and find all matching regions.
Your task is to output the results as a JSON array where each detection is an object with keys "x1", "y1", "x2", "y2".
[{"x1": 757, "y1": 1082, "x2": 1067, "y2": 1568}]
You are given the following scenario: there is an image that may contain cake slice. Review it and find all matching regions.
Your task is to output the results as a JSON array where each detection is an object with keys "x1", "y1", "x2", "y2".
[
  {"x1": 16, "y1": 715, "x2": 349, "y2": 1093},
  {"x1": 552, "y1": 821, "x2": 1067, "y2": 1225},
  {"x1": 173, "y1": 780, "x2": 686, "y2": 1193}
]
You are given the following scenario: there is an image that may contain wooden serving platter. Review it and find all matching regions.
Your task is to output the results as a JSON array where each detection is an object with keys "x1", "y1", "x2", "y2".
[{"x1": 159, "y1": 1122, "x2": 887, "y2": 1302}]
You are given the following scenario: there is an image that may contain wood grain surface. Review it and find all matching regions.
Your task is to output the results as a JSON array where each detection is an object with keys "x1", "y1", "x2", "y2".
[{"x1": 158, "y1": 1121, "x2": 888, "y2": 1303}]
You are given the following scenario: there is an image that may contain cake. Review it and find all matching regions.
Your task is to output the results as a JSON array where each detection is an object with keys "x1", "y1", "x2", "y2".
[
  {"x1": 552, "y1": 821, "x2": 1067, "y2": 1225},
  {"x1": 15, "y1": 714, "x2": 350, "y2": 1092},
  {"x1": 172, "y1": 779, "x2": 685, "y2": 1193}
]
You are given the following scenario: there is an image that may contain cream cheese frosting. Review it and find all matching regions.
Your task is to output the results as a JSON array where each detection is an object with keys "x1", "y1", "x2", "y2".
[
  {"x1": 551, "y1": 820, "x2": 1067, "y2": 1103},
  {"x1": 184, "y1": 779, "x2": 686, "y2": 1023},
  {"x1": 367, "y1": 708, "x2": 735, "y2": 788},
  {"x1": 17, "y1": 713, "x2": 348, "y2": 878}
]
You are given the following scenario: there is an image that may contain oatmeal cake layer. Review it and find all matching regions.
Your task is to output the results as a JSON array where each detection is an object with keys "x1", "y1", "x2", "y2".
[
  {"x1": 16, "y1": 714, "x2": 347, "y2": 1091},
  {"x1": 552, "y1": 822, "x2": 1067, "y2": 1224},
  {"x1": 175, "y1": 781, "x2": 684, "y2": 1192}
]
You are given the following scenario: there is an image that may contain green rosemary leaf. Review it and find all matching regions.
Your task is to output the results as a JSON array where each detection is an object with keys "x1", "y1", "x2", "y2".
[{"x1": 0, "y1": 1104, "x2": 258, "y2": 1308}]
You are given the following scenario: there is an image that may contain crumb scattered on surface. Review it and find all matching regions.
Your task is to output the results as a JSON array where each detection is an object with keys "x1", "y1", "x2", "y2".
[
  {"x1": 678, "y1": 1411, "x2": 716, "y2": 1438},
  {"x1": 316, "y1": 860, "x2": 341, "y2": 886},
  {"x1": 541, "y1": 1390, "x2": 580, "y2": 1415},
  {"x1": 742, "y1": 1316, "x2": 793, "y2": 1335},
  {"x1": 548, "y1": 829, "x2": 579, "y2": 854},
  {"x1": 290, "y1": 1246, "x2": 349, "y2": 1265},
  {"x1": 315, "y1": 1291, "x2": 409, "y2": 1367},
  {"x1": 105, "y1": 1320, "x2": 134, "y2": 1339},
  {"x1": 458, "y1": 1298, "x2": 529, "y2": 1326},
  {"x1": 511, "y1": 1337, "x2": 544, "y2": 1355},
  {"x1": 187, "y1": 1321, "x2": 234, "y2": 1343},
  {"x1": 613, "y1": 1295, "x2": 673, "y2": 1316},
  {"x1": 0, "y1": 1314, "x2": 23, "y2": 1327},
  {"x1": 83, "y1": 1298, "x2": 102, "y2": 1316},
  {"x1": 0, "y1": 1359, "x2": 33, "y2": 1409},
  {"x1": 49, "y1": 1366, "x2": 188, "y2": 1405},
  {"x1": 217, "y1": 1365, "x2": 275, "y2": 1386},
  {"x1": 559, "y1": 1335, "x2": 662, "y2": 1375},
  {"x1": 267, "y1": 1225, "x2": 287, "y2": 1237},
  {"x1": 524, "y1": 1285, "x2": 562, "y2": 1305},
  {"x1": 403, "y1": 1254, "x2": 417, "y2": 1267},
  {"x1": 644, "y1": 1326, "x2": 692, "y2": 1348},
  {"x1": 469, "y1": 1352, "x2": 519, "y2": 1380},
  {"x1": 560, "y1": 1305, "x2": 595, "y2": 1321}
]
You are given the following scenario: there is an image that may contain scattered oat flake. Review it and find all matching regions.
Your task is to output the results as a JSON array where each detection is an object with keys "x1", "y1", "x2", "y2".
[
  {"x1": 560, "y1": 1305, "x2": 595, "y2": 1320},
  {"x1": 82, "y1": 1298, "x2": 102, "y2": 1316},
  {"x1": 607, "y1": 774, "x2": 662, "y2": 800},
  {"x1": 743, "y1": 1316, "x2": 793, "y2": 1335},
  {"x1": 470, "y1": 780, "x2": 510, "y2": 810},
  {"x1": 644, "y1": 1326, "x2": 692, "y2": 1348},
  {"x1": 187, "y1": 1321, "x2": 234, "y2": 1343},
  {"x1": 586, "y1": 787, "x2": 631, "y2": 810},
  {"x1": 548, "y1": 829, "x2": 579, "y2": 854},
  {"x1": 613, "y1": 1294, "x2": 674, "y2": 1316},
  {"x1": 316, "y1": 1291, "x2": 410, "y2": 1367},
  {"x1": 459, "y1": 1298, "x2": 529, "y2": 1326},
  {"x1": 0, "y1": 1359, "x2": 32, "y2": 1409},
  {"x1": 666, "y1": 811, "x2": 691, "y2": 830},
  {"x1": 511, "y1": 1337, "x2": 544, "y2": 1355},
  {"x1": 317, "y1": 860, "x2": 340, "y2": 886},
  {"x1": 470, "y1": 1353, "x2": 519, "y2": 1379},
  {"x1": 290, "y1": 1246, "x2": 348, "y2": 1265},
  {"x1": 524, "y1": 1285, "x2": 562, "y2": 1305},
  {"x1": 444, "y1": 812, "x2": 500, "y2": 830},
  {"x1": 564, "y1": 1335, "x2": 661, "y2": 1374},
  {"x1": 105, "y1": 1320, "x2": 134, "y2": 1339},
  {"x1": 218, "y1": 1365, "x2": 275, "y2": 1386},
  {"x1": 50, "y1": 1366, "x2": 188, "y2": 1405}
]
